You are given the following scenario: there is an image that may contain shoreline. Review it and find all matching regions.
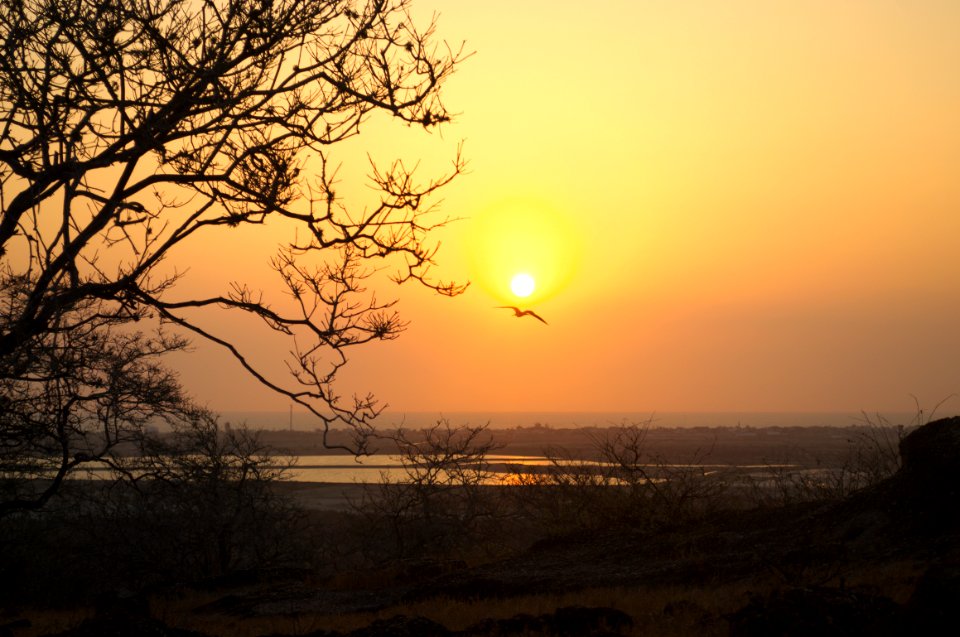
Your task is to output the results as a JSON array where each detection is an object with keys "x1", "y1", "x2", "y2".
[{"x1": 260, "y1": 423, "x2": 902, "y2": 465}]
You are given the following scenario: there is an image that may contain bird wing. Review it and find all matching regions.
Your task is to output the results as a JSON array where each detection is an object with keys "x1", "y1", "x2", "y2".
[
  {"x1": 495, "y1": 306, "x2": 547, "y2": 323},
  {"x1": 524, "y1": 310, "x2": 548, "y2": 325}
]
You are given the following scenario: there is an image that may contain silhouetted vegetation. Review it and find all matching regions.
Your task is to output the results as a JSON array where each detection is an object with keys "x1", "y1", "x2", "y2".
[
  {"x1": 506, "y1": 420, "x2": 727, "y2": 535},
  {"x1": 1, "y1": 0, "x2": 467, "y2": 518},
  {"x1": 3, "y1": 2, "x2": 956, "y2": 635},
  {"x1": 2, "y1": 415, "x2": 959, "y2": 635},
  {"x1": 0, "y1": 288, "x2": 199, "y2": 518},
  {"x1": 352, "y1": 421, "x2": 504, "y2": 560},
  {"x1": 0, "y1": 419, "x2": 308, "y2": 605},
  {"x1": 1, "y1": 0, "x2": 467, "y2": 613}
]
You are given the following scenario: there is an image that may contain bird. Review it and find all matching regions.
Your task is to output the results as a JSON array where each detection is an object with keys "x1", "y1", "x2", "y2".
[{"x1": 496, "y1": 306, "x2": 548, "y2": 325}]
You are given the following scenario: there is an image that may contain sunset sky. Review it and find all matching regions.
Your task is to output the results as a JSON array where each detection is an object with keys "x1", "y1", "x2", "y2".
[{"x1": 174, "y1": 0, "x2": 960, "y2": 419}]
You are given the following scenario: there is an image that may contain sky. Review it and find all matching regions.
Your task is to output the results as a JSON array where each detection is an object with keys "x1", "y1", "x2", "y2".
[{"x1": 173, "y1": 0, "x2": 960, "y2": 419}]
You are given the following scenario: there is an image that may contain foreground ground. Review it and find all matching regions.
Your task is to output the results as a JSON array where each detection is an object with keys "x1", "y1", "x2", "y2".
[{"x1": 3, "y1": 419, "x2": 958, "y2": 637}]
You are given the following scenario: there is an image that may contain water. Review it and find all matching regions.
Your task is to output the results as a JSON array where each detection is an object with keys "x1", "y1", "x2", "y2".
[
  {"x1": 63, "y1": 454, "x2": 812, "y2": 485},
  {"x1": 286, "y1": 454, "x2": 551, "y2": 483},
  {"x1": 284, "y1": 454, "x2": 798, "y2": 484},
  {"x1": 66, "y1": 454, "x2": 567, "y2": 484}
]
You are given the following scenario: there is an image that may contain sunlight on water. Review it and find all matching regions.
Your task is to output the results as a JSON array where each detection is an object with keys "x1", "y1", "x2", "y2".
[
  {"x1": 286, "y1": 454, "x2": 558, "y2": 483},
  {"x1": 65, "y1": 454, "x2": 804, "y2": 484}
]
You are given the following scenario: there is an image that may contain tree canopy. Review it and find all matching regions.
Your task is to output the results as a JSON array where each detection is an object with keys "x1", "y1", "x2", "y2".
[{"x1": 0, "y1": 0, "x2": 467, "y2": 513}]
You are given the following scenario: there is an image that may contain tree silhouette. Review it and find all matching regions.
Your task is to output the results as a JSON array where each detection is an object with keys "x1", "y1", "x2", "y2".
[
  {"x1": 0, "y1": 282, "x2": 204, "y2": 516},
  {"x1": 0, "y1": 0, "x2": 467, "y2": 512}
]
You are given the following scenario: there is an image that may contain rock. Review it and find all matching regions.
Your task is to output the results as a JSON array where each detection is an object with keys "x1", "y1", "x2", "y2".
[
  {"x1": 898, "y1": 416, "x2": 960, "y2": 485},
  {"x1": 893, "y1": 416, "x2": 960, "y2": 528}
]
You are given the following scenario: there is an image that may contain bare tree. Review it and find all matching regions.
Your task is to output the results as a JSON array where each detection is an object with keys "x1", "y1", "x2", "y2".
[
  {"x1": 97, "y1": 416, "x2": 304, "y2": 582},
  {"x1": 0, "y1": 0, "x2": 467, "y2": 509},
  {"x1": 356, "y1": 420, "x2": 501, "y2": 558},
  {"x1": 0, "y1": 410, "x2": 306, "y2": 597},
  {"x1": 0, "y1": 275, "x2": 202, "y2": 517},
  {"x1": 592, "y1": 421, "x2": 725, "y2": 526},
  {"x1": 509, "y1": 421, "x2": 725, "y2": 533},
  {"x1": 507, "y1": 445, "x2": 612, "y2": 533}
]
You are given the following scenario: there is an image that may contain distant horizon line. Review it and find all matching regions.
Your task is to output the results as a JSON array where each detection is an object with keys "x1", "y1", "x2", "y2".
[
  {"x1": 217, "y1": 408, "x2": 925, "y2": 418},
  {"x1": 214, "y1": 409, "x2": 928, "y2": 430}
]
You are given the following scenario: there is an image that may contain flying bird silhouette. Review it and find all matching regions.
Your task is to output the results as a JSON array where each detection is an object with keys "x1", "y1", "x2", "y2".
[{"x1": 496, "y1": 306, "x2": 548, "y2": 325}]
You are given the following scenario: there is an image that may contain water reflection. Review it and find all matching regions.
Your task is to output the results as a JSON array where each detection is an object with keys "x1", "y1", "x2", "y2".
[
  {"x1": 66, "y1": 454, "x2": 800, "y2": 485},
  {"x1": 286, "y1": 454, "x2": 553, "y2": 483},
  {"x1": 283, "y1": 455, "x2": 796, "y2": 484}
]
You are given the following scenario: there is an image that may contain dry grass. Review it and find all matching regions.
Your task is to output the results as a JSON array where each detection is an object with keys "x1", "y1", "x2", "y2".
[
  {"x1": 145, "y1": 554, "x2": 926, "y2": 637},
  {"x1": 840, "y1": 558, "x2": 928, "y2": 604},
  {"x1": 146, "y1": 577, "x2": 784, "y2": 637},
  {"x1": 8, "y1": 606, "x2": 94, "y2": 637},
  {"x1": 366, "y1": 583, "x2": 758, "y2": 637},
  {"x1": 4, "y1": 557, "x2": 926, "y2": 637}
]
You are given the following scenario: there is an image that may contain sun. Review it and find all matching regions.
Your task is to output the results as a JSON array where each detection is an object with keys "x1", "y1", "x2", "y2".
[
  {"x1": 465, "y1": 197, "x2": 582, "y2": 304},
  {"x1": 510, "y1": 273, "x2": 536, "y2": 298}
]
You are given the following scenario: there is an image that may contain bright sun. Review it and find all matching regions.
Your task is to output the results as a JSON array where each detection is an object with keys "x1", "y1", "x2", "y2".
[
  {"x1": 465, "y1": 197, "x2": 582, "y2": 304},
  {"x1": 510, "y1": 273, "x2": 536, "y2": 298}
]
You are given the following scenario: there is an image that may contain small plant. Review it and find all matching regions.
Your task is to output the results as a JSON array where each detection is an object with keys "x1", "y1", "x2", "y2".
[
  {"x1": 353, "y1": 420, "x2": 503, "y2": 559},
  {"x1": 508, "y1": 420, "x2": 725, "y2": 534}
]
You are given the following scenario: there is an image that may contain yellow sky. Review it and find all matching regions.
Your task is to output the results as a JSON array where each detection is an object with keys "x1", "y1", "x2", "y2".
[{"x1": 176, "y1": 0, "x2": 960, "y2": 417}]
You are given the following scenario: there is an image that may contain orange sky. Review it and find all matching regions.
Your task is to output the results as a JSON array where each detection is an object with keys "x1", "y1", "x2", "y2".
[{"x1": 173, "y1": 0, "x2": 960, "y2": 417}]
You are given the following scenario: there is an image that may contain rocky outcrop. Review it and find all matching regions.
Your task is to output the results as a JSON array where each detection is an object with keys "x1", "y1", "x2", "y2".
[
  {"x1": 898, "y1": 416, "x2": 960, "y2": 486},
  {"x1": 891, "y1": 416, "x2": 960, "y2": 528}
]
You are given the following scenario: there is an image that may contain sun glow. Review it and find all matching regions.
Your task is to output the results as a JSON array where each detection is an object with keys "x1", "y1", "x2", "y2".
[
  {"x1": 466, "y1": 198, "x2": 581, "y2": 303},
  {"x1": 510, "y1": 273, "x2": 535, "y2": 298}
]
